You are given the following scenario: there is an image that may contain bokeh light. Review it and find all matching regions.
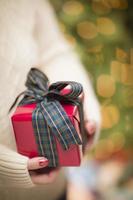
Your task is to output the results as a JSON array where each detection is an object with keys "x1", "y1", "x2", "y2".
[
  {"x1": 97, "y1": 17, "x2": 116, "y2": 36},
  {"x1": 63, "y1": 1, "x2": 84, "y2": 16},
  {"x1": 77, "y1": 21, "x2": 98, "y2": 40},
  {"x1": 101, "y1": 104, "x2": 120, "y2": 129},
  {"x1": 97, "y1": 74, "x2": 116, "y2": 98}
]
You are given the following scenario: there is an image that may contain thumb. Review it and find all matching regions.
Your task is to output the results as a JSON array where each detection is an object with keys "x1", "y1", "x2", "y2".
[{"x1": 27, "y1": 157, "x2": 49, "y2": 170}]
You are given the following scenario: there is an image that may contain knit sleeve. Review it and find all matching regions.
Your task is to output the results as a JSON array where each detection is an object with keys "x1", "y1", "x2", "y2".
[
  {"x1": 0, "y1": 145, "x2": 34, "y2": 188},
  {"x1": 35, "y1": 0, "x2": 101, "y2": 144}
]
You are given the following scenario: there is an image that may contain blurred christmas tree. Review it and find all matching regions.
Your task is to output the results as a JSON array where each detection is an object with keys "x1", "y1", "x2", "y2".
[{"x1": 50, "y1": 0, "x2": 133, "y2": 161}]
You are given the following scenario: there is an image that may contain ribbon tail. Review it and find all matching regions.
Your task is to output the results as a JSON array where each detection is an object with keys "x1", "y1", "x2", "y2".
[
  {"x1": 39, "y1": 100, "x2": 82, "y2": 150},
  {"x1": 32, "y1": 107, "x2": 58, "y2": 167},
  {"x1": 9, "y1": 91, "x2": 26, "y2": 113},
  {"x1": 77, "y1": 101, "x2": 87, "y2": 152}
]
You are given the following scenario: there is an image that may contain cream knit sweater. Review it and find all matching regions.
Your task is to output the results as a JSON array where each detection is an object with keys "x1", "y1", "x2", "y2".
[{"x1": 0, "y1": 0, "x2": 101, "y2": 199}]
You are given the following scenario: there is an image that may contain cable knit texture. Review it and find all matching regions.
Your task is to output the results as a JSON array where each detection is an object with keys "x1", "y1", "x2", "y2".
[
  {"x1": 0, "y1": 0, "x2": 101, "y2": 199},
  {"x1": 0, "y1": 145, "x2": 33, "y2": 188}
]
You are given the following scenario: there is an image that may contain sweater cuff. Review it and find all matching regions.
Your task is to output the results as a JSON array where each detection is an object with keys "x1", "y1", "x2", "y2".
[{"x1": 0, "y1": 145, "x2": 34, "y2": 188}]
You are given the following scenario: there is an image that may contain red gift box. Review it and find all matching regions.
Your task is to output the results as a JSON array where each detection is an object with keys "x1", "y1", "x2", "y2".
[{"x1": 11, "y1": 92, "x2": 83, "y2": 166}]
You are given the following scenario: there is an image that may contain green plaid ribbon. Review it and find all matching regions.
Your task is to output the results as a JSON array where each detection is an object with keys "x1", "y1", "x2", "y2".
[{"x1": 10, "y1": 68, "x2": 84, "y2": 167}]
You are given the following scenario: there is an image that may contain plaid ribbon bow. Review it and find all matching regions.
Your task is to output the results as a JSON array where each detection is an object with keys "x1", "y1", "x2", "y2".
[{"x1": 10, "y1": 68, "x2": 84, "y2": 167}]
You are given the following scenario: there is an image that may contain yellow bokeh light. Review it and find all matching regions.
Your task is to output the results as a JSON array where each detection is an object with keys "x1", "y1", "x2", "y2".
[
  {"x1": 121, "y1": 64, "x2": 133, "y2": 85},
  {"x1": 116, "y1": 48, "x2": 128, "y2": 63},
  {"x1": 101, "y1": 104, "x2": 120, "y2": 129},
  {"x1": 94, "y1": 139, "x2": 114, "y2": 160},
  {"x1": 118, "y1": 0, "x2": 128, "y2": 9},
  {"x1": 105, "y1": 0, "x2": 121, "y2": 9},
  {"x1": 109, "y1": 132, "x2": 125, "y2": 152},
  {"x1": 77, "y1": 21, "x2": 98, "y2": 40},
  {"x1": 63, "y1": 1, "x2": 84, "y2": 16},
  {"x1": 101, "y1": 0, "x2": 128, "y2": 9},
  {"x1": 92, "y1": 0, "x2": 112, "y2": 15},
  {"x1": 65, "y1": 34, "x2": 76, "y2": 45},
  {"x1": 97, "y1": 17, "x2": 116, "y2": 35},
  {"x1": 97, "y1": 74, "x2": 116, "y2": 97},
  {"x1": 110, "y1": 60, "x2": 122, "y2": 82},
  {"x1": 111, "y1": 60, "x2": 133, "y2": 85}
]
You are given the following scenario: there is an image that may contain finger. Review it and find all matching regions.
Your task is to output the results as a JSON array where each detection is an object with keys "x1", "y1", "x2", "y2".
[
  {"x1": 31, "y1": 169, "x2": 59, "y2": 185},
  {"x1": 85, "y1": 120, "x2": 96, "y2": 135},
  {"x1": 27, "y1": 157, "x2": 49, "y2": 170}
]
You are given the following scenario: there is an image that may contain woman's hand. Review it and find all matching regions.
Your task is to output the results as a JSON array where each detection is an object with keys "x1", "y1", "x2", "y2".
[
  {"x1": 27, "y1": 121, "x2": 97, "y2": 185},
  {"x1": 27, "y1": 157, "x2": 59, "y2": 185}
]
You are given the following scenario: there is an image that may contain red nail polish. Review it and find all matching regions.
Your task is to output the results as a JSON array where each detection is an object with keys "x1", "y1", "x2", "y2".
[{"x1": 39, "y1": 159, "x2": 49, "y2": 166}]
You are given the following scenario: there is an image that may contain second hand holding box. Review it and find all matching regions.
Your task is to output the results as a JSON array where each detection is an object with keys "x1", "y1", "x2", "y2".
[{"x1": 11, "y1": 68, "x2": 87, "y2": 168}]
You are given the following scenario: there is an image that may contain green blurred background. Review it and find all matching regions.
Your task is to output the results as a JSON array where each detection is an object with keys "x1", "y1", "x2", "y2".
[
  {"x1": 50, "y1": 0, "x2": 133, "y2": 161},
  {"x1": 49, "y1": 0, "x2": 133, "y2": 198}
]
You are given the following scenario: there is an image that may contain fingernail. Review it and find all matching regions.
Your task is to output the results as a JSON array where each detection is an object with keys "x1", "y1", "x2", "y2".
[{"x1": 39, "y1": 159, "x2": 49, "y2": 167}]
